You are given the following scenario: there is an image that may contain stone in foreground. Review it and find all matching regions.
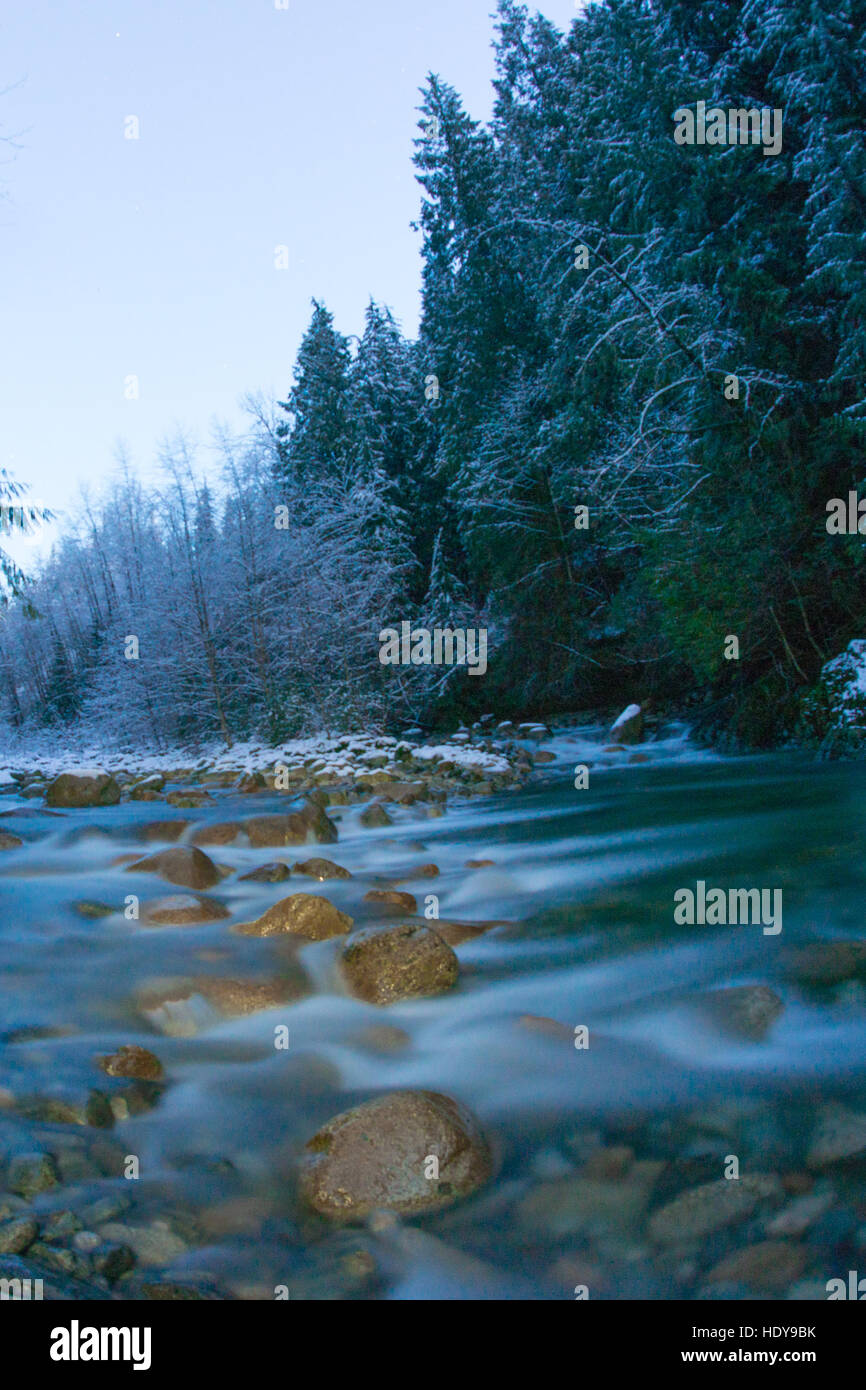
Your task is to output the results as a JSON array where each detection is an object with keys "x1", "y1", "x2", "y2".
[
  {"x1": 340, "y1": 924, "x2": 458, "y2": 1004},
  {"x1": 299, "y1": 1090, "x2": 492, "y2": 1220}
]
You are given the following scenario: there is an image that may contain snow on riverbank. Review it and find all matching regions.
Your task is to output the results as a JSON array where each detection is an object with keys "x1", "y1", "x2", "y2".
[{"x1": 0, "y1": 729, "x2": 517, "y2": 786}]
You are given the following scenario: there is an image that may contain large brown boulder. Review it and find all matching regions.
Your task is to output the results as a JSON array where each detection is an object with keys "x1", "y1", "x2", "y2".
[
  {"x1": 125, "y1": 847, "x2": 221, "y2": 890},
  {"x1": 244, "y1": 799, "x2": 338, "y2": 848},
  {"x1": 340, "y1": 924, "x2": 458, "y2": 1004},
  {"x1": 236, "y1": 893, "x2": 352, "y2": 940},
  {"x1": 299, "y1": 1090, "x2": 493, "y2": 1220},
  {"x1": 46, "y1": 772, "x2": 121, "y2": 808}
]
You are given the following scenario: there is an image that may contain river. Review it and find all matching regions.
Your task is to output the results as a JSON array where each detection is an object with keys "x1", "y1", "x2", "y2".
[{"x1": 1, "y1": 721, "x2": 864, "y2": 1300}]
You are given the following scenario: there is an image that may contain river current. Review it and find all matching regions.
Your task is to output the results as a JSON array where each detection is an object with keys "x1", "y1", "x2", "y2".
[{"x1": 1, "y1": 721, "x2": 864, "y2": 1300}]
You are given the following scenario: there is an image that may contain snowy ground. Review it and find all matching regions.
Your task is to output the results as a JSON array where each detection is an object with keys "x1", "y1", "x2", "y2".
[{"x1": 0, "y1": 729, "x2": 521, "y2": 787}]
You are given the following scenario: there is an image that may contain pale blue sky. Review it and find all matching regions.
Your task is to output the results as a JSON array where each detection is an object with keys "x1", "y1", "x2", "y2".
[{"x1": 0, "y1": 0, "x2": 579, "y2": 561}]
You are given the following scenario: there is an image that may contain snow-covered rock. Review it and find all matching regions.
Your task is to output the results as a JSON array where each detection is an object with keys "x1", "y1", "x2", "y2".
[
  {"x1": 800, "y1": 640, "x2": 866, "y2": 757},
  {"x1": 610, "y1": 704, "x2": 644, "y2": 745}
]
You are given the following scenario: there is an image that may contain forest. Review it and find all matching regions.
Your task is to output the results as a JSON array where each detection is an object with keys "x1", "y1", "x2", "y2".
[{"x1": 2, "y1": 0, "x2": 865, "y2": 750}]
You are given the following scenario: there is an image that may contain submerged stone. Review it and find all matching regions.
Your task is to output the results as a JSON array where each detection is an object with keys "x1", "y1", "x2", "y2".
[{"x1": 299, "y1": 1090, "x2": 493, "y2": 1220}]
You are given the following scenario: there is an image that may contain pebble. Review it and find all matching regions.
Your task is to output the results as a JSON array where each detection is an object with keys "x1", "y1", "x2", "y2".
[
  {"x1": 705, "y1": 1240, "x2": 808, "y2": 1291},
  {"x1": 98, "y1": 1044, "x2": 164, "y2": 1081},
  {"x1": 647, "y1": 1174, "x2": 783, "y2": 1245},
  {"x1": 0, "y1": 1216, "x2": 39, "y2": 1254},
  {"x1": 7, "y1": 1152, "x2": 60, "y2": 1199},
  {"x1": 807, "y1": 1102, "x2": 866, "y2": 1167}
]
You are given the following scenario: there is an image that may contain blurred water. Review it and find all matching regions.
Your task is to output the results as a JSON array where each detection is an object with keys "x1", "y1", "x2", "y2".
[{"x1": 1, "y1": 721, "x2": 863, "y2": 1299}]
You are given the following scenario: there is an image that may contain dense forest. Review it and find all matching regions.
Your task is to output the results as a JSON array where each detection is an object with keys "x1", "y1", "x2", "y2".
[{"x1": 2, "y1": 0, "x2": 865, "y2": 749}]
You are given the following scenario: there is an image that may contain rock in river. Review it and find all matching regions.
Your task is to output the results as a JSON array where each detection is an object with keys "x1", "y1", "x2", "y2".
[
  {"x1": 191, "y1": 822, "x2": 244, "y2": 847},
  {"x1": 784, "y1": 941, "x2": 866, "y2": 986},
  {"x1": 140, "y1": 894, "x2": 230, "y2": 926},
  {"x1": 705, "y1": 1240, "x2": 807, "y2": 1291},
  {"x1": 363, "y1": 889, "x2": 418, "y2": 913},
  {"x1": 340, "y1": 924, "x2": 458, "y2": 1004},
  {"x1": 299, "y1": 1090, "x2": 493, "y2": 1220},
  {"x1": 239, "y1": 861, "x2": 292, "y2": 883},
  {"x1": 0, "y1": 1217, "x2": 39, "y2": 1255},
  {"x1": 7, "y1": 1152, "x2": 60, "y2": 1200},
  {"x1": 244, "y1": 800, "x2": 337, "y2": 847},
  {"x1": 235, "y1": 893, "x2": 352, "y2": 941},
  {"x1": 807, "y1": 1102, "x2": 866, "y2": 1167},
  {"x1": 293, "y1": 858, "x2": 351, "y2": 881},
  {"x1": 702, "y1": 985, "x2": 785, "y2": 1039},
  {"x1": 647, "y1": 1174, "x2": 782, "y2": 1244},
  {"x1": 137, "y1": 972, "x2": 307, "y2": 1034},
  {"x1": 609, "y1": 704, "x2": 644, "y2": 745},
  {"x1": 125, "y1": 846, "x2": 221, "y2": 890},
  {"x1": 98, "y1": 1045, "x2": 164, "y2": 1081},
  {"x1": 46, "y1": 772, "x2": 121, "y2": 808}
]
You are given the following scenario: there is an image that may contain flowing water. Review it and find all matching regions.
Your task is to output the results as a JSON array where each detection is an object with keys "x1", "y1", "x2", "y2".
[{"x1": 1, "y1": 721, "x2": 865, "y2": 1300}]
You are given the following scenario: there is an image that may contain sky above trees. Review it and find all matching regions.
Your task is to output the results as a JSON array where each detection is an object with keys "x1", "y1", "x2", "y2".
[{"x1": 0, "y1": 0, "x2": 578, "y2": 562}]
